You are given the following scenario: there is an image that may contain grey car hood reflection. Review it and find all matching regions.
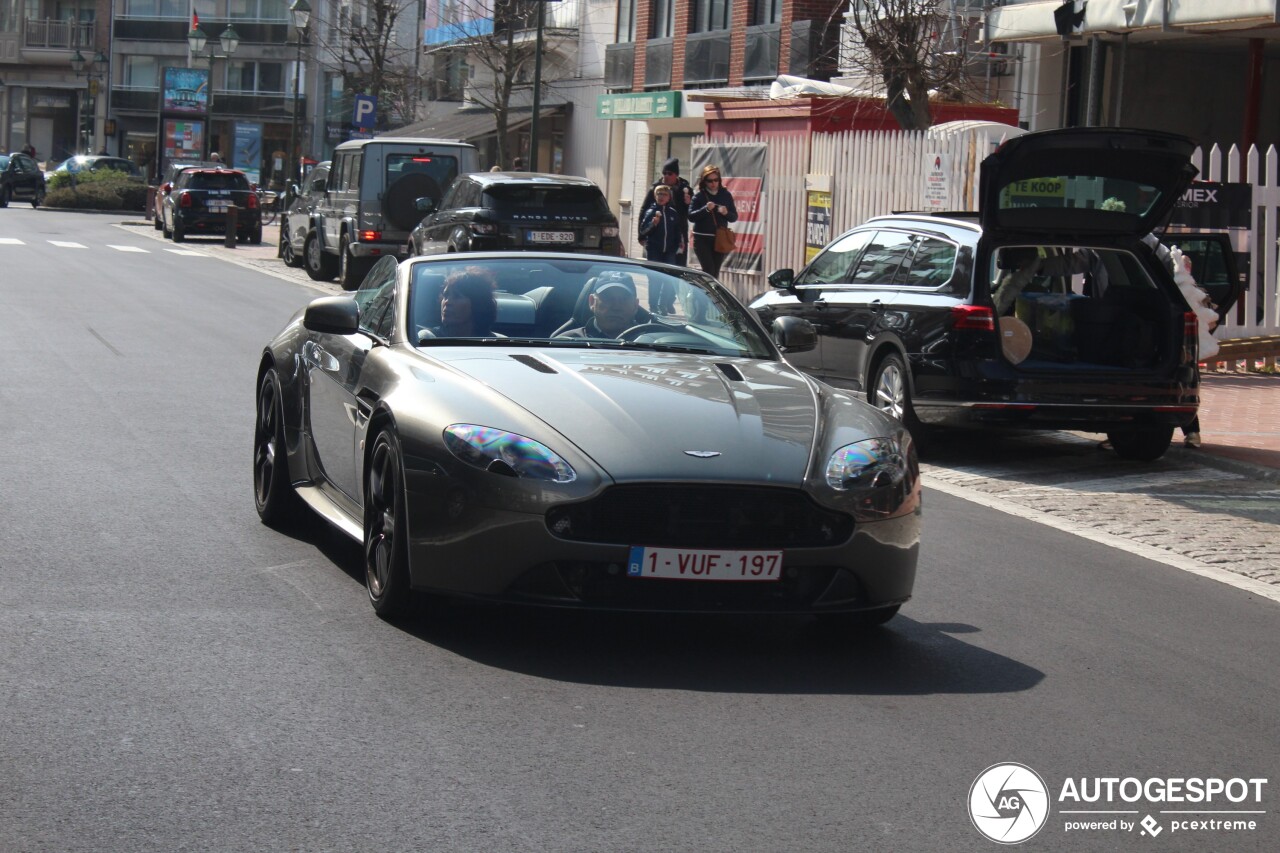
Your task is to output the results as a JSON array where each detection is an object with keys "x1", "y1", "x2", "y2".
[{"x1": 427, "y1": 349, "x2": 820, "y2": 483}]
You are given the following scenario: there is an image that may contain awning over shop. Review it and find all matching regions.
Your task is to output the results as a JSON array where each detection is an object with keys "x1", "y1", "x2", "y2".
[
  {"x1": 385, "y1": 105, "x2": 567, "y2": 143},
  {"x1": 986, "y1": 0, "x2": 1280, "y2": 43}
]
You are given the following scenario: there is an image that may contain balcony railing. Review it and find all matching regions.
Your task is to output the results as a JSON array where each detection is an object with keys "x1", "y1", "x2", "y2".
[
  {"x1": 645, "y1": 38, "x2": 672, "y2": 90},
  {"x1": 684, "y1": 30, "x2": 730, "y2": 87},
  {"x1": 112, "y1": 86, "x2": 304, "y2": 119},
  {"x1": 24, "y1": 18, "x2": 95, "y2": 50},
  {"x1": 743, "y1": 24, "x2": 780, "y2": 82},
  {"x1": 605, "y1": 43, "x2": 634, "y2": 90},
  {"x1": 113, "y1": 17, "x2": 292, "y2": 45}
]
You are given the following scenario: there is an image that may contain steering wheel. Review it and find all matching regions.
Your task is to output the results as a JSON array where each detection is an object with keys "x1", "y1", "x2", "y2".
[{"x1": 618, "y1": 322, "x2": 684, "y2": 341}]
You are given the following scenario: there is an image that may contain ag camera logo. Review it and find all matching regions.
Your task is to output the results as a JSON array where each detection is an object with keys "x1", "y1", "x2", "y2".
[{"x1": 969, "y1": 763, "x2": 1051, "y2": 844}]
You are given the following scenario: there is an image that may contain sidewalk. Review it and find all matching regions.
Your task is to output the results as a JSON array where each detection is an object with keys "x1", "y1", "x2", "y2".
[{"x1": 1184, "y1": 371, "x2": 1280, "y2": 477}]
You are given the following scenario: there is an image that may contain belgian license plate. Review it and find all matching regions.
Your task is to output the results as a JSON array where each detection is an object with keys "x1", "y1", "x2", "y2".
[
  {"x1": 627, "y1": 546, "x2": 782, "y2": 582},
  {"x1": 208, "y1": 202, "x2": 228, "y2": 213},
  {"x1": 528, "y1": 230, "x2": 574, "y2": 243}
]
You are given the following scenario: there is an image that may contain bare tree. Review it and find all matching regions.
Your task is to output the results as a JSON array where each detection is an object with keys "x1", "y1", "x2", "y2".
[
  {"x1": 426, "y1": 0, "x2": 573, "y2": 167},
  {"x1": 838, "y1": 0, "x2": 976, "y2": 130},
  {"x1": 321, "y1": 0, "x2": 424, "y2": 130}
]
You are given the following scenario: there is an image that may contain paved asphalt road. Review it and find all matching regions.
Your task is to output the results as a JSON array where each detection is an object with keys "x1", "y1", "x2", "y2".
[{"x1": 1, "y1": 209, "x2": 1278, "y2": 852}]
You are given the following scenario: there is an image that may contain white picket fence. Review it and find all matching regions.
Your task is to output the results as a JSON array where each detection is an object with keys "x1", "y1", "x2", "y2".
[{"x1": 703, "y1": 131, "x2": 1280, "y2": 339}]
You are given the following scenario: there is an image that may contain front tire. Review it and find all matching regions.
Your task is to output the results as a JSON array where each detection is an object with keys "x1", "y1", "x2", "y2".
[
  {"x1": 281, "y1": 234, "x2": 302, "y2": 267},
  {"x1": 254, "y1": 369, "x2": 304, "y2": 526},
  {"x1": 1107, "y1": 426, "x2": 1174, "y2": 461},
  {"x1": 365, "y1": 430, "x2": 414, "y2": 617},
  {"x1": 305, "y1": 232, "x2": 337, "y2": 281}
]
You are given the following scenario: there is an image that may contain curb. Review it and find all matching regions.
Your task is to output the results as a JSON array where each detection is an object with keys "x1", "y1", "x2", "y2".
[
  {"x1": 38, "y1": 206, "x2": 145, "y2": 216},
  {"x1": 1167, "y1": 445, "x2": 1280, "y2": 483}
]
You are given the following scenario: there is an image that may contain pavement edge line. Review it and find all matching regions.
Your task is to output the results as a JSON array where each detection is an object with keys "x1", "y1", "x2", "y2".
[{"x1": 923, "y1": 474, "x2": 1280, "y2": 605}]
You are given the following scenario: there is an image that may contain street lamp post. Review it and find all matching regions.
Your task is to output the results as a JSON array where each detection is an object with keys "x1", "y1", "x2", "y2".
[
  {"x1": 70, "y1": 50, "x2": 108, "y2": 154},
  {"x1": 187, "y1": 22, "x2": 241, "y2": 159},
  {"x1": 285, "y1": 0, "x2": 312, "y2": 195}
]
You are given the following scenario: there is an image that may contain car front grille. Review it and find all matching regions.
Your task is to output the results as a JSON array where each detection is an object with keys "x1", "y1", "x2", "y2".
[{"x1": 545, "y1": 485, "x2": 854, "y2": 549}]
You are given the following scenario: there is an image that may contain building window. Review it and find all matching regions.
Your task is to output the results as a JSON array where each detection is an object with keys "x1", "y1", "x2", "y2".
[
  {"x1": 123, "y1": 55, "x2": 158, "y2": 88},
  {"x1": 752, "y1": 0, "x2": 779, "y2": 25},
  {"x1": 229, "y1": 0, "x2": 288, "y2": 18},
  {"x1": 651, "y1": 0, "x2": 673, "y2": 38},
  {"x1": 692, "y1": 0, "x2": 732, "y2": 32},
  {"x1": 227, "y1": 61, "x2": 287, "y2": 94},
  {"x1": 616, "y1": 0, "x2": 636, "y2": 42}
]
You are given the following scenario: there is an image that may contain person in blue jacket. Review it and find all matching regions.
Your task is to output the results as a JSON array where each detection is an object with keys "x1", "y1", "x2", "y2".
[
  {"x1": 638, "y1": 184, "x2": 683, "y2": 312},
  {"x1": 688, "y1": 164, "x2": 738, "y2": 279}
]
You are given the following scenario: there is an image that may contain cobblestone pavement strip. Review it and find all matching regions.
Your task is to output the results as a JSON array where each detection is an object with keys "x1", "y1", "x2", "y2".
[{"x1": 118, "y1": 218, "x2": 1280, "y2": 599}]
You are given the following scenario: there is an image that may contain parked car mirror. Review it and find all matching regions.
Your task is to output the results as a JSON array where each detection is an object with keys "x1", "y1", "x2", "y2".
[
  {"x1": 303, "y1": 297, "x2": 360, "y2": 335},
  {"x1": 768, "y1": 268, "x2": 795, "y2": 290},
  {"x1": 414, "y1": 196, "x2": 436, "y2": 214},
  {"x1": 771, "y1": 316, "x2": 816, "y2": 353}
]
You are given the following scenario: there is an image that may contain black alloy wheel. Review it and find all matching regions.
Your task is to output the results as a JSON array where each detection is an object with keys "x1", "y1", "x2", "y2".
[
  {"x1": 365, "y1": 430, "x2": 414, "y2": 617},
  {"x1": 254, "y1": 369, "x2": 303, "y2": 526},
  {"x1": 281, "y1": 232, "x2": 302, "y2": 267}
]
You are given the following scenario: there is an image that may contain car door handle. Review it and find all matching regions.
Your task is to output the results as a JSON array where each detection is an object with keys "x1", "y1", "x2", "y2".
[{"x1": 302, "y1": 341, "x2": 340, "y2": 372}]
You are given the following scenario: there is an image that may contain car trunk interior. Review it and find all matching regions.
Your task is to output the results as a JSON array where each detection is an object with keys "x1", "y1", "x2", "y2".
[{"x1": 989, "y1": 245, "x2": 1180, "y2": 372}]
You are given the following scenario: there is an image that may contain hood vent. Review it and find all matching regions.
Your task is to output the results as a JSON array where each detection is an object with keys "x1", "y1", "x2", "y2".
[
  {"x1": 715, "y1": 362, "x2": 745, "y2": 382},
  {"x1": 510, "y1": 354, "x2": 558, "y2": 374}
]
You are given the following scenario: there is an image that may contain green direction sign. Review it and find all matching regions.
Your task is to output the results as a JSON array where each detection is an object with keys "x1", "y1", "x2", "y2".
[{"x1": 597, "y1": 91, "x2": 681, "y2": 120}]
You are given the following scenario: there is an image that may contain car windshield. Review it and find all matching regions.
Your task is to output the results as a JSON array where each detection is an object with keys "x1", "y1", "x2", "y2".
[
  {"x1": 407, "y1": 258, "x2": 775, "y2": 359},
  {"x1": 186, "y1": 172, "x2": 250, "y2": 191},
  {"x1": 483, "y1": 185, "x2": 612, "y2": 217}
]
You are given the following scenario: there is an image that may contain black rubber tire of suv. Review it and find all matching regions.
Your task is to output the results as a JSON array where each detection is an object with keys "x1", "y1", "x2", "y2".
[
  {"x1": 383, "y1": 173, "x2": 441, "y2": 232},
  {"x1": 31, "y1": 187, "x2": 43, "y2": 209},
  {"x1": 0, "y1": 187, "x2": 9, "y2": 208},
  {"x1": 1107, "y1": 426, "x2": 1174, "y2": 462},
  {"x1": 339, "y1": 234, "x2": 366, "y2": 290},
  {"x1": 305, "y1": 232, "x2": 338, "y2": 281}
]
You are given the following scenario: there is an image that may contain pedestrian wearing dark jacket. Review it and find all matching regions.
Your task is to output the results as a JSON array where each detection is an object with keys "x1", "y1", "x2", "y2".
[
  {"x1": 688, "y1": 164, "x2": 738, "y2": 279},
  {"x1": 638, "y1": 185, "x2": 682, "y2": 312},
  {"x1": 639, "y1": 157, "x2": 692, "y2": 263}
]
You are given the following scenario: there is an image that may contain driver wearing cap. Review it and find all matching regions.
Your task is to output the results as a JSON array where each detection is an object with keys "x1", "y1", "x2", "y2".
[{"x1": 557, "y1": 272, "x2": 653, "y2": 339}]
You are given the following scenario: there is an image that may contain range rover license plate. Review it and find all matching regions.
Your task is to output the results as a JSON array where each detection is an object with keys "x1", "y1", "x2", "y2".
[
  {"x1": 627, "y1": 546, "x2": 782, "y2": 581},
  {"x1": 527, "y1": 230, "x2": 574, "y2": 243}
]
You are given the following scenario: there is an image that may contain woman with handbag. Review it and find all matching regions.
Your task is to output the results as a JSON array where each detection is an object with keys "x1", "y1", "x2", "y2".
[{"x1": 688, "y1": 165, "x2": 738, "y2": 279}]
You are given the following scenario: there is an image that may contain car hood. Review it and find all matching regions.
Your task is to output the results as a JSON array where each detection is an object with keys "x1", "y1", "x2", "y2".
[{"x1": 424, "y1": 348, "x2": 827, "y2": 483}]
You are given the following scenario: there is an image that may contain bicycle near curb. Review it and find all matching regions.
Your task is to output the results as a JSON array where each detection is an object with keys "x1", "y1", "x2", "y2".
[{"x1": 258, "y1": 188, "x2": 281, "y2": 225}]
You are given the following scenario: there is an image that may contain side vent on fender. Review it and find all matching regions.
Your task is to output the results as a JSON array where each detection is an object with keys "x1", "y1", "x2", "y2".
[
  {"x1": 510, "y1": 354, "x2": 558, "y2": 374},
  {"x1": 715, "y1": 363, "x2": 745, "y2": 382}
]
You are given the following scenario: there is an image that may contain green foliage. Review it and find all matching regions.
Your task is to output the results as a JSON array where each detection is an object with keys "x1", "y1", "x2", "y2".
[{"x1": 44, "y1": 170, "x2": 146, "y2": 211}]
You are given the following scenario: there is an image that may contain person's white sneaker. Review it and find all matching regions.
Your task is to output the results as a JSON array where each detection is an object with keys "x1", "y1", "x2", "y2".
[{"x1": 1184, "y1": 432, "x2": 1202, "y2": 448}]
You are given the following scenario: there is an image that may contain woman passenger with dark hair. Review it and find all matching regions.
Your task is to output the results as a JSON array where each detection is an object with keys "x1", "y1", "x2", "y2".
[{"x1": 432, "y1": 267, "x2": 499, "y2": 337}]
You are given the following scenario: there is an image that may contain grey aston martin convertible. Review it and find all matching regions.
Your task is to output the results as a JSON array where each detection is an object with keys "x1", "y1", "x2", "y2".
[{"x1": 254, "y1": 252, "x2": 921, "y2": 625}]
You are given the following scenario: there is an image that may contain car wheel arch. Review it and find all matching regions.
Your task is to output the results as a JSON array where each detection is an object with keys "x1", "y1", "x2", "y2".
[{"x1": 866, "y1": 338, "x2": 914, "y2": 398}]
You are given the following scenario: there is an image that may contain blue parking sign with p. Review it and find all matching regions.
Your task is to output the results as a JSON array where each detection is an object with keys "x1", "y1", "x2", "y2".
[{"x1": 353, "y1": 95, "x2": 377, "y2": 131}]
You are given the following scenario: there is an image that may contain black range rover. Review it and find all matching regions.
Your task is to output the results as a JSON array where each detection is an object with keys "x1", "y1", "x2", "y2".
[
  {"x1": 754, "y1": 128, "x2": 1242, "y2": 461},
  {"x1": 407, "y1": 172, "x2": 623, "y2": 257}
]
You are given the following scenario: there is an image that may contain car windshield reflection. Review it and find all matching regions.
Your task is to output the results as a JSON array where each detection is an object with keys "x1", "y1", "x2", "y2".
[{"x1": 407, "y1": 258, "x2": 774, "y2": 359}]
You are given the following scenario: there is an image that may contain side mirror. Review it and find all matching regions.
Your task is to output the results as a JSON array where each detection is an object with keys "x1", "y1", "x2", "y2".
[
  {"x1": 303, "y1": 296, "x2": 360, "y2": 335},
  {"x1": 414, "y1": 196, "x2": 437, "y2": 214},
  {"x1": 768, "y1": 268, "x2": 795, "y2": 290},
  {"x1": 288, "y1": 183, "x2": 301, "y2": 200},
  {"x1": 771, "y1": 316, "x2": 816, "y2": 354}
]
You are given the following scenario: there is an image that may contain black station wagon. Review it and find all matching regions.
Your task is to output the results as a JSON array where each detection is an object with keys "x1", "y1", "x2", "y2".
[
  {"x1": 407, "y1": 172, "x2": 623, "y2": 258},
  {"x1": 754, "y1": 128, "x2": 1241, "y2": 461}
]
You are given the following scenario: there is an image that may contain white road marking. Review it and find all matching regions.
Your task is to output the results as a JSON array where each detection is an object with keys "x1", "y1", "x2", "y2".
[
  {"x1": 107, "y1": 245, "x2": 149, "y2": 253},
  {"x1": 164, "y1": 249, "x2": 209, "y2": 256},
  {"x1": 48, "y1": 240, "x2": 87, "y2": 249},
  {"x1": 0, "y1": 238, "x2": 24, "y2": 245},
  {"x1": 923, "y1": 473, "x2": 1280, "y2": 604}
]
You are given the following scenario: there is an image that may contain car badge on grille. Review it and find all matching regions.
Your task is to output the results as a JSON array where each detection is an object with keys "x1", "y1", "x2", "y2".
[{"x1": 683, "y1": 450, "x2": 721, "y2": 458}]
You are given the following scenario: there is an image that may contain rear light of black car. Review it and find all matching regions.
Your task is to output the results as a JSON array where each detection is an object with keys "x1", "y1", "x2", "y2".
[
  {"x1": 602, "y1": 225, "x2": 620, "y2": 237},
  {"x1": 358, "y1": 230, "x2": 382, "y2": 242},
  {"x1": 245, "y1": 193, "x2": 258, "y2": 209},
  {"x1": 470, "y1": 223, "x2": 498, "y2": 235},
  {"x1": 951, "y1": 304, "x2": 995, "y2": 331},
  {"x1": 179, "y1": 192, "x2": 192, "y2": 208}
]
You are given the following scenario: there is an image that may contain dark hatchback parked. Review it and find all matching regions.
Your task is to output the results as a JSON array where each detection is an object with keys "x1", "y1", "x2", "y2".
[
  {"x1": 152, "y1": 160, "x2": 226, "y2": 229},
  {"x1": 162, "y1": 168, "x2": 262, "y2": 243},
  {"x1": 753, "y1": 128, "x2": 1242, "y2": 461},
  {"x1": 0, "y1": 152, "x2": 46, "y2": 208},
  {"x1": 407, "y1": 172, "x2": 623, "y2": 257}
]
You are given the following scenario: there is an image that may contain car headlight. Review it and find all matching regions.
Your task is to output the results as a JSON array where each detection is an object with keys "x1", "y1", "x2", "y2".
[
  {"x1": 825, "y1": 435, "x2": 916, "y2": 518},
  {"x1": 444, "y1": 424, "x2": 576, "y2": 483}
]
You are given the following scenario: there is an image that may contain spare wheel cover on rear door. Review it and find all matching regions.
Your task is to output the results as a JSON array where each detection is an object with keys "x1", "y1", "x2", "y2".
[{"x1": 383, "y1": 173, "x2": 442, "y2": 231}]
